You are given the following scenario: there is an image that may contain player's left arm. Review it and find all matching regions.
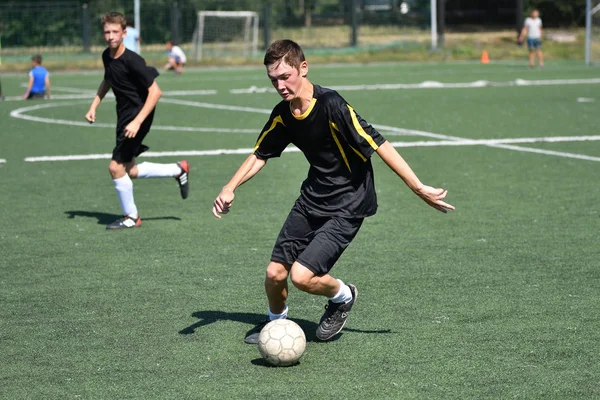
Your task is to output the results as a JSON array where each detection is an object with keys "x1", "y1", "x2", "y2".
[
  {"x1": 44, "y1": 74, "x2": 51, "y2": 99},
  {"x1": 376, "y1": 141, "x2": 455, "y2": 213},
  {"x1": 22, "y1": 75, "x2": 34, "y2": 99},
  {"x1": 124, "y1": 81, "x2": 162, "y2": 138}
]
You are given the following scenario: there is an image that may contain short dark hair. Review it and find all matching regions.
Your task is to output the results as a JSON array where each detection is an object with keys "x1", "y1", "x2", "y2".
[
  {"x1": 264, "y1": 40, "x2": 306, "y2": 70},
  {"x1": 101, "y1": 12, "x2": 127, "y2": 29},
  {"x1": 32, "y1": 54, "x2": 42, "y2": 64}
]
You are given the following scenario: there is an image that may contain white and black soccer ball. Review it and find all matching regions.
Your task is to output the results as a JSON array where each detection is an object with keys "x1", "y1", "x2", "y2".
[{"x1": 258, "y1": 319, "x2": 306, "y2": 366}]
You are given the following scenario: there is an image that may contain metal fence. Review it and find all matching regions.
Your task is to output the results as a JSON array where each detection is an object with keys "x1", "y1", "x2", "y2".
[{"x1": 0, "y1": 0, "x2": 435, "y2": 56}]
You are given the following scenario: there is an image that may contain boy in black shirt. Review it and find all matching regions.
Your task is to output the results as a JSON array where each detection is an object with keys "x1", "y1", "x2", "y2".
[
  {"x1": 213, "y1": 40, "x2": 454, "y2": 343},
  {"x1": 85, "y1": 12, "x2": 189, "y2": 229}
]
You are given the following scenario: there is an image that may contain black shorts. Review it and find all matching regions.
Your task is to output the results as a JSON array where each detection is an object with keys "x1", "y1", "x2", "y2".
[
  {"x1": 112, "y1": 112, "x2": 154, "y2": 163},
  {"x1": 271, "y1": 202, "x2": 364, "y2": 276},
  {"x1": 27, "y1": 92, "x2": 45, "y2": 100}
]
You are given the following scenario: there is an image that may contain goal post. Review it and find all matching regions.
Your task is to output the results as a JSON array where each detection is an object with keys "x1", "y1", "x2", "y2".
[
  {"x1": 585, "y1": 0, "x2": 600, "y2": 65},
  {"x1": 192, "y1": 11, "x2": 259, "y2": 61}
]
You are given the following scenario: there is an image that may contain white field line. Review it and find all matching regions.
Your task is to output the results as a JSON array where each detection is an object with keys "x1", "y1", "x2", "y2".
[
  {"x1": 230, "y1": 77, "x2": 600, "y2": 94},
  {"x1": 24, "y1": 135, "x2": 600, "y2": 163},
  {"x1": 160, "y1": 98, "x2": 271, "y2": 114},
  {"x1": 9, "y1": 101, "x2": 257, "y2": 133},
  {"x1": 376, "y1": 123, "x2": 600, "y2": 162},
  {"x1": 12, "y1": 95, "x2": 600, "y2": 163},
  {"x1": 3, "y1": 89, "x2": 217, "y2": 102}
]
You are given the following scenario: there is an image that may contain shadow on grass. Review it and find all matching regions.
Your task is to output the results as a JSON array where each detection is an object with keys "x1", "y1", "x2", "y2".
[
  {"x1": 179, "y1": 310, "x2": 392, "y2": 343},
  {"x1": 65, "y1": 210, "x2": 181, "y2": 225},
  {"x1": 250, "y1": 358, "x2": 302, "y2": 368}
]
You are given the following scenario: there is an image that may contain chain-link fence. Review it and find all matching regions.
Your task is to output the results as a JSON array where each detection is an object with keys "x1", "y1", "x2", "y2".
[{"x1": 0, "y1": 0, "x2": 435, "y2": 60}]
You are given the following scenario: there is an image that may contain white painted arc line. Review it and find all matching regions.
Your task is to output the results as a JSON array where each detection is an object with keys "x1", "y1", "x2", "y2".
[
  {"x1": 160, "y1": 98, "x2": 271, "y2": 114},
  {"x1": 23, "y1": 136, "x2": 600, "y2": 162},
  {"x1": 9, "y1": 101, "x2": 257, "y2": 133},
  {"x1": 488, "y1": 144, "x2": 600, "y2": 162},
  {"x1": 2, "y1": 90, "x2": 217, "y2": 102},
  {"x1": 389, "y1": 136, "x2": 600, "y2": 147},
  {"x1": 10, "y1": 91, "x2": 600, "y2": 164},
  {"x1": 230, "y1": 77, "x2": 600, "y2": 94}
]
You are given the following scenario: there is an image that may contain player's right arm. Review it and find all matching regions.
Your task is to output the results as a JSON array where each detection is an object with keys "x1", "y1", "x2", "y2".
[
  {"x1": 22, "y1": 75, "x2": 34, "y2": 99},
  {"x1": 212, "y1": 109, "x2": 289, "y2": 219},
  {"x1": 85, "y1": 80, "x2": 111, "y2": 123},
  {"x1": 212, "y1": 154, "x2": 266, "y2": 219}
]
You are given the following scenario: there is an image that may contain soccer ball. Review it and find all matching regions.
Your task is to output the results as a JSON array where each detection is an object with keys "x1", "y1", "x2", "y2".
[{"x1": 258, "y1": 319, "x2": 306, "y2": 366}]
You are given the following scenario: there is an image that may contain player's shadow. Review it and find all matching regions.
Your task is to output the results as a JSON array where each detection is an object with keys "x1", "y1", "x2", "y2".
[
  {"x1": 179, "y1": 310, "x2": 392, "y2": 343},
  {"x1": 65, "y1": 210, "x2": 181, "y2": 225}
]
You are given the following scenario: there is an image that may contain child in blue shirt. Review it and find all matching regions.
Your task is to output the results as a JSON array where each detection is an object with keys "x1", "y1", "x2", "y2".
[{"x1": 23, "y1": 55, "x2": 51, "y2": 100}]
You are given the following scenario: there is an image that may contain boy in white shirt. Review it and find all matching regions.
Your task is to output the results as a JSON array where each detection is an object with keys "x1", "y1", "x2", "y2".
[
  {"x1": 164, "y1": 40, "x2": 186, "y2": 74},
  {"x1": 519, "y1": 9, "x2": 544, "y2": 68}
]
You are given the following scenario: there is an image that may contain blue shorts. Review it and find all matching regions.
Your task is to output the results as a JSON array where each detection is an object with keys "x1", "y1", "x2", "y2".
[{"x1": 527, "y1": 38, "x2": 541, "y2": 50}]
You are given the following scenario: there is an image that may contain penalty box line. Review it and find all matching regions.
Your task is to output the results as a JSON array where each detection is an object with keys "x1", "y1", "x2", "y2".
[{"x1": 23, "y1": 135, "x2": 600, "y2": 163}]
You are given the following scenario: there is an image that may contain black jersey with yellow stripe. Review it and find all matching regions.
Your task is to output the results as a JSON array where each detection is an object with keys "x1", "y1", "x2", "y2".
[{"x1": 254, "y1": 84, "x2": 386, "y2": 218}]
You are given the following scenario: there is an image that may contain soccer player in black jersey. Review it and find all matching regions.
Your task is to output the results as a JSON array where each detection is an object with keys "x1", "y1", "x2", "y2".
[
  {"x1": 85, "y1": 12, "x2": 189, "y2": 230},
  {"x1": 212, "y1": 40, "x2": 454, "y2": 343}
]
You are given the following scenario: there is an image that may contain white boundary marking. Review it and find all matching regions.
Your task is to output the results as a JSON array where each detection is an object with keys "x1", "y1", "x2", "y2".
[
  {"x1": 230, "y1": 77, "x2": 600, "y2": 94},
  {"x1": 3, "y1": 88, "x2": 217, "y2": 102},
  {"x1": 24, "y1": 135, "x2": 600, "y2": 163},
  {"x1": 9, "y1": 101, "x2": 257, "y2": 133},
  {"x1": 9, "y1": 88, "x2": 600, "y2": 164}
]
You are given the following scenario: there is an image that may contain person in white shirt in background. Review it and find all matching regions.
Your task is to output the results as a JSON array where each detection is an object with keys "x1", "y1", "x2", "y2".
[
  {"x1": 164, "y1": 40, "x2": 186, "y2": 74},
  {"x1": 519, "y1": 9, "x2": 544, "y2": 69},
  {"x1": 123, "y1": 24, "x2": 141, "y2": 54}
]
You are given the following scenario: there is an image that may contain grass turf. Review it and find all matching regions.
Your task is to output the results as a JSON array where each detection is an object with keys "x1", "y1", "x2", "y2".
[{"x1": 1, "y1": 60, "x2": 599, "y2": 399}]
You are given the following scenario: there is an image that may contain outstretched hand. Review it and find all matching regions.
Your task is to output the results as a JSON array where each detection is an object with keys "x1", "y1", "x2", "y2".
[
  {"x1": 212, "y1": 188, "x2": 235, "y2": 219},
  {"x1": 413, "y1": 185, "x2": 455, "y2": 213}
]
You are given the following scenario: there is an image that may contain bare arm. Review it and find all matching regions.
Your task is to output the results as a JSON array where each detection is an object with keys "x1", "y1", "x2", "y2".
[
  {"x1": 212, "y1": 154, "x2": 267, "y2": 219},
  {"x1": 85, "y1": 80, "x2": 111, "y2": 123},
  {"x1": 519, "y1": 26, "x2": 527, "y2": 42},
  {"x1": 376, "y1": 141, "x2": 454, "y2": 213},
  {"x1": 22, "y1": 76, "x2": 34, "y2": 99},
  {"x1": 44, "y1": 75, "x2": 51, "y2": 99},
  {"x1": 123, "y1": 81, "x2": 162, "y2": 138}
]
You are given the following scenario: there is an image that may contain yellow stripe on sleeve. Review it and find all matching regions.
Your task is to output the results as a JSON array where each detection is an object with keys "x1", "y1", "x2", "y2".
[
  {"x1": 347, "y1": 105, "x2": 379, "y2": 151},
  {"x1": 253, "y1": 115, "x2": 285, "y2": 152}
]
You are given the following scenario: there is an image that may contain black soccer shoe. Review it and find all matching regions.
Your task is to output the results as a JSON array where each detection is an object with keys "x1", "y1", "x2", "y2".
[
  {"x1": 176, "y1": 160, "x2": 189, "y2": 200},
  {"x1": 106, "y1": 215, "x2": 142, "y2": 230},
  {"x1": 244, "y1": 319, "x2": 269, "y2": 344},
  {"x1": 316, "y1": 284, "x2": 357, "y2": 341}
]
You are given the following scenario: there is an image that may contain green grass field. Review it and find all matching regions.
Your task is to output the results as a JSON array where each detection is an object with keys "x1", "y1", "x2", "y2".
[{"x1": 1, "y1": 60, "x2": 600, "y2": 399}]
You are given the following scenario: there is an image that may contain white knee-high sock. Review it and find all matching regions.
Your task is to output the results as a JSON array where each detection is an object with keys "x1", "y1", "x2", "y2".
[
  {"x1": 329, "y1": 279, "x2": 352, "y2": 304},
  {"x1": 268, "y1": 305, "x2": 288, "y2": 321},
  {"x1": 137, "y1": 162, "x2": 181, "y2": 178},
  {"x1": 113, "y1": 175, "x2": 138, "y2": 218}
]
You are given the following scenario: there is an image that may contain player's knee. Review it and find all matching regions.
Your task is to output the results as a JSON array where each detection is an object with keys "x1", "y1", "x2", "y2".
[
  {"x1": 290, "y1": 265, "x2": 315, "y2": 291},
  {"x1": 108, "y1": 161, "x2": 126, "y2": 178},
  {"x1": 265, "y1": 262, "x2": 288, "y2": 284}
]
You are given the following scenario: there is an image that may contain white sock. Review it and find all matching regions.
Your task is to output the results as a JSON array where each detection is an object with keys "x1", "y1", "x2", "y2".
[
  {"x1": 329, "y1": 279, "x2": 352, "y2": 304},
  {"x1": 268, "y1": 305, "x2": 288, "y2": 321},
  {"x1": 137, "y1": 162, "x2": 181, "y2": 178},
  {"x1": 113, "y1": 175, "x2": 138, "y2": 218}
]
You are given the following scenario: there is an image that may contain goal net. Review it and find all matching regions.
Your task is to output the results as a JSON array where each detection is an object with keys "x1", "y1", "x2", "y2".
[{"x1": 191, "y1": 11, "x2": 259, "y2": 61}]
